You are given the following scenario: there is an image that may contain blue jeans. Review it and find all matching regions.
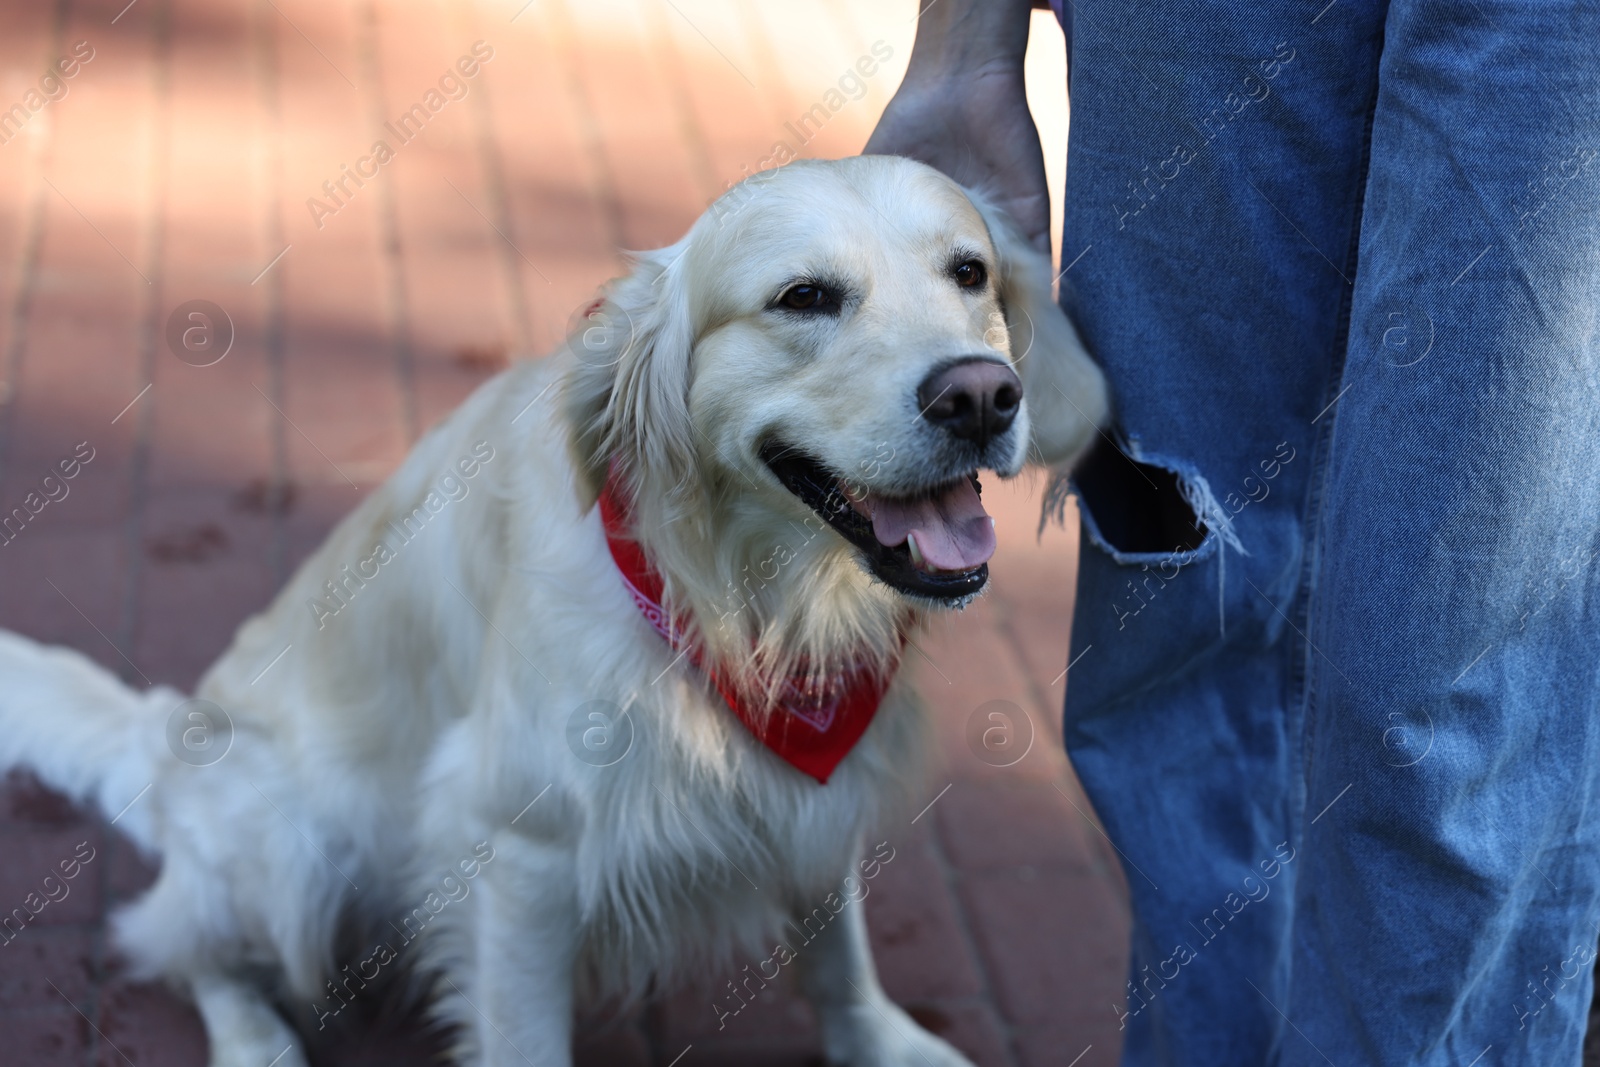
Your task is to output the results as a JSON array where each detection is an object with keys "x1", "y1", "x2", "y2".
[{"x1": 1055, "y1": 1, "x2": 1600, "y2": 1063}]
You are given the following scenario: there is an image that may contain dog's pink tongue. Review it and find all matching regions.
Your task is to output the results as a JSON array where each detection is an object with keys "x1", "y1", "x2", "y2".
[{"x1": 869, "y1": 479, "x2": 996, "y2": 572}]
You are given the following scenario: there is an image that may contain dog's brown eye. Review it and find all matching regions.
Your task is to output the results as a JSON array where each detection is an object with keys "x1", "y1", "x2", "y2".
[
  {"x1": 779, "y1": 284, "x2": 827, "y2": 310},
  {"x1": 953, "y1": 260, "x2": 987, "y2": 289}
]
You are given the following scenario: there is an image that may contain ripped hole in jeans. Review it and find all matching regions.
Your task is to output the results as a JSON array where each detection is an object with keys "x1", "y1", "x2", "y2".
[{"x1": 1074, "y1": 436, "x2": 1207, "y2": 555}]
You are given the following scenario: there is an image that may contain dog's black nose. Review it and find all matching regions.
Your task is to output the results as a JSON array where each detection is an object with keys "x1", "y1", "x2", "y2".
[{"x1": 917, "y1": 358, "x2": 1023, "y2": 448}]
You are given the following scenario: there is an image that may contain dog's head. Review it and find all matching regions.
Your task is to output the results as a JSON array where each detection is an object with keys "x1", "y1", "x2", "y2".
[{"x1": 566, "y1": 157, "x2": 1107, "y2": 634}]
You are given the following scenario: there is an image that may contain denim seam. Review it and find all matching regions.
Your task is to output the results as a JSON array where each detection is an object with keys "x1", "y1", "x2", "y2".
[{"x1": 1291, "y1": 18, "x2": 1388, "y2": 830}]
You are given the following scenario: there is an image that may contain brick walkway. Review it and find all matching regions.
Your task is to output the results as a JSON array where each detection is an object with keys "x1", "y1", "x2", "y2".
[{"x1": 0, "y1": 1, "x2": 1130, "y2": 1065}]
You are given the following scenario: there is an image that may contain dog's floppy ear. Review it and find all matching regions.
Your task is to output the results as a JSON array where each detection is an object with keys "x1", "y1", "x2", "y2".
[
  {"x1": 966, "y1": 188, "x2": 1110, "y2": 470},
  {"x1": 564, "y1": 237, "x2": 698, "y2": 508}
]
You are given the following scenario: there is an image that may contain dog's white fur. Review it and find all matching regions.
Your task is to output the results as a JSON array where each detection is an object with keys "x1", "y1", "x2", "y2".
[{"x1": 0, "y1": 157, "x2": 1106, "y2": 1066}]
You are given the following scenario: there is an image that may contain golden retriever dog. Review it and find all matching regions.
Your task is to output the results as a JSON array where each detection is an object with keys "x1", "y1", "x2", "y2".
[{"x1": 0, "y1": 156, "x2": 1106, "y2": 1067}]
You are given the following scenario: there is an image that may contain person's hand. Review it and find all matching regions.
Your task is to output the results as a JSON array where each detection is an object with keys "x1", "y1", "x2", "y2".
[
  {"x1": 864, "y1": 0, "x2": 1051, "y2": 253},
  {"x1": 866, "y1": 65, "x2": 1050, "y2": 253}
]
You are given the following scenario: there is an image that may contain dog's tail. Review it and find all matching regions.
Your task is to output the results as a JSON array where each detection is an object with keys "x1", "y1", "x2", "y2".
[{"x1": 0, "y1": 629, "x2": 181, "y2": 853}]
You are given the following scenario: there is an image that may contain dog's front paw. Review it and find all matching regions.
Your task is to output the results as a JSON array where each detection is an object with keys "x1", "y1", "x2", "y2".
[{"x1": 818, "y1": 1000, "x2": 976, "y2": 1067}]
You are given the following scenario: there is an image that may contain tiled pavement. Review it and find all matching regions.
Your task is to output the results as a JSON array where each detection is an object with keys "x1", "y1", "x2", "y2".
[{"x1": 0, "y1": 1, "x2": 1128, "y2": 1064}]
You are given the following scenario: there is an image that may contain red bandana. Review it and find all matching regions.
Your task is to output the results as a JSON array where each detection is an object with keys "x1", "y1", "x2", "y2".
[{"x1": 598, "y1": 467, "x2": 899, "y2": 783}]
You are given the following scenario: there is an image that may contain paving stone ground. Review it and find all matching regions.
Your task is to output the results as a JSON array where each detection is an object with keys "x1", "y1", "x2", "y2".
[{"x1": 0, "y1": 1, "x2": 1117, "y2": 1064}]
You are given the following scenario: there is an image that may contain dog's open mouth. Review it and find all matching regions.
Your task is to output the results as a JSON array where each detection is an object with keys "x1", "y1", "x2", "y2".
[{"x1": 760, "y1": 443, "x2": 995, "y2": 601}]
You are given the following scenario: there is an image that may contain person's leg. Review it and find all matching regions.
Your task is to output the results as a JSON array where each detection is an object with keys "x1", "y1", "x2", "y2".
[
  {"x1": 1060, "y1": 0, "x2": 1600, "y2": 1061},
  {"x1": 1288, "y1": 2, "x2": 1600, "y2": 1064},
  {"x1": 1056, "y1": 2, "x2": 1388, "y2": 1061}
]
